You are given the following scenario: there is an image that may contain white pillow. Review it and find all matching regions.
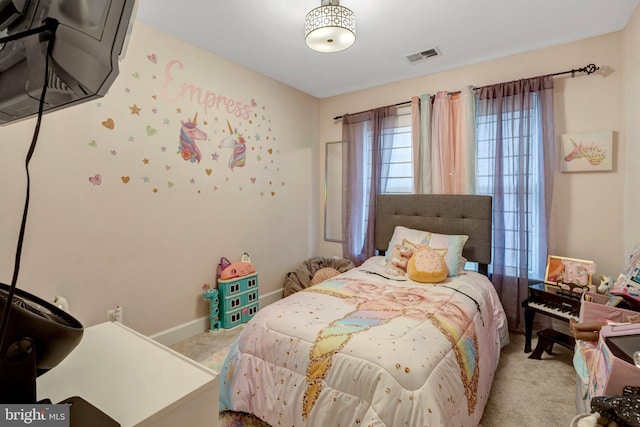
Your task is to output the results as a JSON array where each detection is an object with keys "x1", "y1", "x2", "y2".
[{"x1": 385, "y1": 226, "x2": 468, "y2": 277}]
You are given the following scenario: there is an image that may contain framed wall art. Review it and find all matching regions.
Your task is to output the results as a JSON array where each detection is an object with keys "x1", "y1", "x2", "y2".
[
  {"x1": 544, "y1": 255, "x2": 596, "y2": 287},
  {"x1": 560, "y1": 130, "x2": 613, "y2": 172}
]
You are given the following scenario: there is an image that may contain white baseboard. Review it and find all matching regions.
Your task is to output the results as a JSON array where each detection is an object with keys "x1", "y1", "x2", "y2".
[
  {"x1": 259, "y1": 288, "x2": 283, "y2": 308},
  {"x1": 151, "y1": 287, "x2": 283, "y2": 346}
]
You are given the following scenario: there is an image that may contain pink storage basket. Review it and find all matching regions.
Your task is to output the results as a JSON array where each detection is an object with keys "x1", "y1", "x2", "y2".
[
  {"x1": 579, "y1": 292, "x2": 640, "y2": 397},
  {"x1": 589, "y1": 323, "x2": 640, "y2": 397},
  {"x1": 579, "y1": 292, "x2": 639, "y2": 324}
]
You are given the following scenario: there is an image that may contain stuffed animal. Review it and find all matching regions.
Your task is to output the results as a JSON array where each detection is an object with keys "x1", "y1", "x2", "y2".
[
  {"x1": 597, "y1": 275, "x2": 613, "y2": 294},
  {"x1": 386, "y1": 239, "x2": 416, "y2": 276}
]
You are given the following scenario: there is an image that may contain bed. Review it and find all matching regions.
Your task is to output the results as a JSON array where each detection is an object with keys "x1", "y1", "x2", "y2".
[{"x1": 219, "y1": 194, "x2": 509, "y2": 426}]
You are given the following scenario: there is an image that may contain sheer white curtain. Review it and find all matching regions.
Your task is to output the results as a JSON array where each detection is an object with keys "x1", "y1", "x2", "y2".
[
  {"x1": 475, "y1": 76, "x2": 555, "y2": 330},
  {"x1": 413, "y1": 95, "x2": 432, "y2": 193},
  {"x1": 341, "y1": 107, "x2": 397, "y2": 265},
  {"x1": 413, "y1": 86, "x2": 476, "y2": 194}
]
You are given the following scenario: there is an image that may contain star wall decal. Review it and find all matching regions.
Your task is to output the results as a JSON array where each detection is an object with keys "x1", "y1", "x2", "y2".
[{"x1": 129, "y1": 104, "x2": 141, "y2": 115}]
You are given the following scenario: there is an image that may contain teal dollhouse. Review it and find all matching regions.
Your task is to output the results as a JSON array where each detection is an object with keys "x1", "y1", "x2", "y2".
[{"x1": 215, "y1": 273, "x2": 259, "y2": 329}]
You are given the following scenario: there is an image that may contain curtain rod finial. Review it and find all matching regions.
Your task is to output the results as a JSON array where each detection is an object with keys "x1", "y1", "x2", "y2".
[{"x1": 585, "y1": 64, "x2": 599, "y2": 75}]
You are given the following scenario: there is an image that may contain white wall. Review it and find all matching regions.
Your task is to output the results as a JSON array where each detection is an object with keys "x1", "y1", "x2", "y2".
[
  {"x1": 623, "y1": 5, "x2": 640, "y2": 255},
  {"x1": 317, "y1": 31, "x2": 630, "y2": 280},
  {"x1": 0, "y1": 22, "x2": 319, "y2": 335}
]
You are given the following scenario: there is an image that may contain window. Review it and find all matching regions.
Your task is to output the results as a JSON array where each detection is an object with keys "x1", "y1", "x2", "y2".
[
  {"x1": 379, "y1": 106, "x2": 414, "y2": 194},
  {"x1": 475, "y1": 104, "x2": 544, "y2": 279},
  {"x1": 359, "y1": 107, "x2": 414, "y2": 200},
  {"x1": 343, "y1": 91, "x2": 547, "y2": 277},
  {"x1": 368, "y1": 103, "x2": 546, "y2": 279},
  {"x1": 358, "y1": 106, "x2": 413, "y2": 241},
  {"x1": 326, "y1": 108, "x2": 412, "y2": 245}
]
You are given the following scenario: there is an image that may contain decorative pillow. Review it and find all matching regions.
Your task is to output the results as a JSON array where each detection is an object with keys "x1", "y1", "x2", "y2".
[
  {"x1": 385, "y1": 226, "x2": 429, "y2": 260},
  {"x1": 407, "y1": 246, "x2": 449, "y2": 283},
  {"x1": 310, "y1": 267, "x2": 341, "y2": 286},
  {"x1": 385, "y1": 239, "x2": 418, "y2": 276},
  {"x1": 424, "y1": 231, "x2": 469, "y2": 277},
  {"x1": 385, "y1": 226, "x2": 468, "y2": 276}
]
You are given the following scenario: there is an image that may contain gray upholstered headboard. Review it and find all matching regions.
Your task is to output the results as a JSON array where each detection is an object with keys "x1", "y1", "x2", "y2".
[{"x1": 375, "y1": 194, "x2": 493, "y2": 275}]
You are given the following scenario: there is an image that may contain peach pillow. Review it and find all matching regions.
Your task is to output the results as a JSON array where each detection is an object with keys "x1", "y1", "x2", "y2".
[{"x1": 407, "y1": 246, "x2": 448, "y2": 283}]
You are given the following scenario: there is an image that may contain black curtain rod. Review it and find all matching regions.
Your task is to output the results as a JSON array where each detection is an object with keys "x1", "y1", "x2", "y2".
[
  {"x1": 551, "y1": 63, "x2": 599, "y2": 77},
  {"x1": 332, "y1": 63, "x2": 600, "y2": 120},
  {"x1": 333, "y1": 100, "x2": 412, "y2": 121}
]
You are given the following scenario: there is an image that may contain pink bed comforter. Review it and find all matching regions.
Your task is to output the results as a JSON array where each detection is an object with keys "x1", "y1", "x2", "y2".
[{"x1": 219, "y1": 257, "x2": 508, "y2": 426}]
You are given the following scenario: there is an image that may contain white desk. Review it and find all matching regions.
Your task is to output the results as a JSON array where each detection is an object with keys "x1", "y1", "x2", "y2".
[{"x1": 37, "y1": 322, "x2": 219, "y2": 427}]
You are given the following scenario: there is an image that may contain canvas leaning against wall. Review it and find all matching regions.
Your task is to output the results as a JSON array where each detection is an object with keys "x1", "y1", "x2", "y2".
[{"x1": 560, "y1": 130, "x2": 613, "y2": 172}]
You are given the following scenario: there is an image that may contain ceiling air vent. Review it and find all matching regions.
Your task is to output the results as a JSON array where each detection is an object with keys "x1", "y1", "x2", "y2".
[{"x1": 405, "y1": 48, "x2": 440, "y2": 64}]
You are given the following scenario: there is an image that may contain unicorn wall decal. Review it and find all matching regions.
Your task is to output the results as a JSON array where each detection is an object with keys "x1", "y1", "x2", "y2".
[
  {"x1": 178, "y1": 113, "x2": 207, "y2": 163},
  {"x1": 220, "y1": 120, "x2": 246, "y2": 170}
]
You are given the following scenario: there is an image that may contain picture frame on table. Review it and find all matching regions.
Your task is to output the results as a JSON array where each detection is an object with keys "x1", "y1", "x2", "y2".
[{"x1": 544, "y1": 255, "x2": 596, "y2": 287}]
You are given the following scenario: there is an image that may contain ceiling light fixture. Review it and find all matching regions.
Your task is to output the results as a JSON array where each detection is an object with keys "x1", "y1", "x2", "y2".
[{"x1": 305, "y1": 0, "x2": 356, "y2": 53}]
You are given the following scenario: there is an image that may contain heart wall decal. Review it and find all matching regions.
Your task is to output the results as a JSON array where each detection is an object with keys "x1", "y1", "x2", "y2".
[
  {"x1": 89, "y1": 174, "x2": 102, "y2": 186},
  {"x1": 102, "y1": 118, "x2": 114, "y2": 129}
]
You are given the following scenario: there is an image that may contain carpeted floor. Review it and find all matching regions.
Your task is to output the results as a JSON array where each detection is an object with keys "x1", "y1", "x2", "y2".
[
  {"x1": 171, "y1": 328, "x2": 577, "y2": 426},
  {"x1": 480, "y1": 333, "x2": 576, "y2": 426}
]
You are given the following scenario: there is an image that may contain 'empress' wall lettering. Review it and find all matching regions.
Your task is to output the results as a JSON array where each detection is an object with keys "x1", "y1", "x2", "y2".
[{"x1": 161, "y1": 60, "x2": 252, "y2": 120}]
